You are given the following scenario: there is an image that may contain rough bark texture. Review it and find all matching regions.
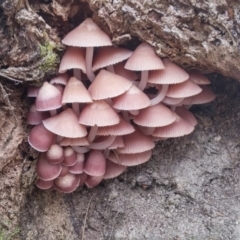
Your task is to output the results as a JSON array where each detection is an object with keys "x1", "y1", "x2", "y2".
[{"x1": 0, "y1": 0, "x2": 240, "y2": 239}]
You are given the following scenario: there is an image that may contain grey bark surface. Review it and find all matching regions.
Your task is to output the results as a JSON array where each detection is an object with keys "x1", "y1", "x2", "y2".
[{"x1": 0, "y1": 0, "x2": 240, "y2": 239}]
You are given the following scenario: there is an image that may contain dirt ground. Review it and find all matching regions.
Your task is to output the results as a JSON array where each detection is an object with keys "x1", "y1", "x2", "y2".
[{"x1": 0, "y1": 73, "x2": 240, "y2": 240}]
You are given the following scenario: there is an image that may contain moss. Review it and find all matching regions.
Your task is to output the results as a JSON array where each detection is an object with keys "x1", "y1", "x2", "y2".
[
  {"x1": 38, "y1": 42, "x2": 60, "y2": 75},
  {"x1": 0, "y1": 228, "x2": 19, "y2": 240}
]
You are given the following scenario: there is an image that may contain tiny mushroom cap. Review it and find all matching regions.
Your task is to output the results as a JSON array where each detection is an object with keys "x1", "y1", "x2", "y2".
[
  {"x1": 97, "y1": 116, "x2": 135, "y2": 136},
  {"x1": 85, "y1": 175, "x2": 103, "y2": 188},
  {"x1": 88, "y1": 70, "x2": 132, "y2": 100},
  {"x1": 148, "y1": 58, "x2": 189, "y2": 85},
  {"x1": 35, "y1": 82, "x2": 62, "y2": 111},
  {"x1": 92, "y1": 46, "x2": 133, "y2": 71},
  {"x1": 152, "y1": 115, "x2": 195, "y2": 138},
  {"x1": 62, "y1": 18, "x2": 112, "y2": 48},
  {"x1": 58, "y1": 165, "x2": 69, "y2": 177},
  {"x1": 79, "y1": 100, "x2": 120, "y2": 127},
  {"x1": 166, "y1": 80, "x2": 202, "y2": 98},
  {"x1": 36, "y1": 179, "x2": 53, "y2": 190},
  {"x1": 108, "y1": 150, "x2": 152, "y2": 166},
  {"x1": 27, "y1": 104, "x2": 50, "y2": 125},
  {"x1": 117, "y1": 130, "x2": 155, "y2": 154},
  {"x1": 62, "y1": 77, "x2": 92, "y2": 104},
  {"x1": 69, "y1": 153, "x2": 85, "y2": 174},
  {"x1": 37, "y1": 153, "x2": 62, "y2": 181},
  {"x1": 58, "y1": 47, "x2": 86, "y2": 74},
  {"x1": 188, "y1": 70, "x2": 211, "y2": 85},
  {"x1": 175, "y1": 107, "x2": 198, "y2": 127},
  {"x1": 46, "y1": 144, "x2": 64, "y2": 164},
  {"x1": 125, "y1": 42, "x2": 164, "y2": 71},
  {"x1": 43, "y1": 108, "x2": 87, "y2": 138},
  {"x1": 125, "y1": 42, "x2": 164, "y2": 90},
  {"x1": 181, "y1": 86, "x2": 216, "y2": 105},
  {"x1": 112, "y1": 85, "x2": 151, "y2": 111},
  {"x1": 133, "y1": 103, "x2": 177, "y2": 127},
  {"x1": 28, "y1": 123, "x2": 56, "y2": 152},
  {"x1": 103, "y1": 159, "x2": 126, "y2": 179},
  {"x1": 62, "y1": 147, "x2": 77, "y2": 166},
  {"x1": 50, "y1": 73, "x2": 70, "y2": 85},
  {"x1": 84, "y1": 150, "x2": 106, "y2": 176},
  {"x1": 54, "y1": 173, "x2": 80, "y2": 193}
]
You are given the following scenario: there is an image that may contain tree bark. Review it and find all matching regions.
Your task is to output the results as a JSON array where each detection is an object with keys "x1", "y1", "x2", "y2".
[{"x1": 0, "y1": 1, "x2": 240, "y2": 239}]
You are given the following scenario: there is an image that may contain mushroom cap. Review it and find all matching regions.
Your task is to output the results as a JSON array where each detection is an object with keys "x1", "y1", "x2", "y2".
[
  {"x1": 133, "y1": 103, "x2": 177, "y2": 127},
  {"x1": 175, "y1": 107, "x2": 198, "y2": 127},
  {"x1": 188, "y1": 70, "x2": 211, "y2": 85},
  {"x1": 62, "y1": 147, "x2": 77, "y2": 166},
  {"x1": 88, "y1": 70, "x2": 132, "y2": 100},
  {"x1": 28, "y1": 123, "x2": 56, "y2": 152},
  {"x1": 152, "y1": 115, "x2": 195, "y2": 138},
  {"x1": 46, "y1": 144, "x2": 64, "y2": 164},
  {"x1": 148, "y1": 58, "x2": 189, "y2": 85},
  {"x1": 35, "y1": 82, "x2": 62, "y2": 111},
  {"x1": 59, "y1": 47, "x2": 86, "y2": 73},
  {"x1": 108, "y1": 150, "x2": 152, "y2": 166},
  {"x1": 84, "y1": 150, "x2": 106, "y2": 176},
  {"x1": 79, "y1": 100, "x2": 120, "y2": 127},
  {"x1": 166, "y1": 80, "x2": 202, "y2": 98},
  {"x1": 43, "y1": 108, "x2": 87, "y2": 138},
  {"x1": 103, "y1": 159, "x2": 126, "y2": 179},
  {"x1": 114, "y1": 61, "x2": 138, "y2": 81},
  {"x1": 62, "y1": 77, "x2": 92, "y2": 104},
  {"x1": 62, "y1": 18, "x2": 112, "y2": 47},
  {"x1": 97, "y1": 116, "x2": 135, "y2": 136},
  {"x1": 85, "y1": 175, "x2": 103, "y2": 188},
  {"x1": 36, "y1": 179, "x2": 53, "y2": 190},
  {"x1": 117, "y1": 130, "x2": 155, "y2": 154},
  {"x1": 50, "y1": 73, "x2": 70, "y2": 85},
  {"x1": 112, "y1": 85, "x2": 150, "y2": 110},
  {"x1": 181, "y1": 86, "x2": 216, "y2": 105},
  {"x1": 37, "y1": 153, "x2": 62, "y2": 181},
  {"x1": 92, "y1": 46, "x2": 133, "y2": 71},
  {"x1": 69, "y1": 153, "x2": 85, "y2": 174},
  {"x1": 54, "y1": 173, "x2": 80, "y2": 193},
  {"x1": 27, "y1": 104, "x2": 50, "y2": 125},
  {"x1": 125, "y1": 42, "x2": 164, "y2": 71},
  {"x1": 59, "y1": 137, "x2": 89, "y2": 146}
]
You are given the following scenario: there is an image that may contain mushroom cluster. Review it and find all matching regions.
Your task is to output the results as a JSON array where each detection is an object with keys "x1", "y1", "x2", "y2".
[{"x1": 27, "y1": 18, "x2": 216, "y2": 193}]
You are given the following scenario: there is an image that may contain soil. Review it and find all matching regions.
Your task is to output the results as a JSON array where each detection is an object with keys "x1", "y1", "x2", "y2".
[{"x1": 0, "y1": 73, "x2": 239, "y2": 240}]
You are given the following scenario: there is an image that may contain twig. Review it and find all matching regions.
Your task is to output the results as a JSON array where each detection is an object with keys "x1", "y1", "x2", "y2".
[
  {"x1": 81, "y1": 195, "x2": 94, "y2": 240},
  {"x1": 0, "y1": 83, "x2": 17, "y2": 122},
  {"x1": 0, "y1": 72, "x2": 23, "y2": 83}
]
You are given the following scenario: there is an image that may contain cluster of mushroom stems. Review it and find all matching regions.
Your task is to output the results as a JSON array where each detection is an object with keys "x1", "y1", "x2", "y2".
[{"x1": 27, "y1": 18, "x2": 216, "y2": 193}]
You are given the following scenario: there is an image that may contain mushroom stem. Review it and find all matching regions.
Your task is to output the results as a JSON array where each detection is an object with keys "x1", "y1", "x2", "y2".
[
  {"x1": 122, "y1": 111, "x2": 130, "y2": 122},
  {"x1": 103, "y1": 149, "x2": 110, "y2": 158},
  {"x1": 86, "y1": 47, "x2": 95, "y2": 82},
  {"x1": 88, "y1": 124, "x2": 98, "y2": 142},
  {"x1": 106, "y1": 65, "x2": 115, "y2": 73},
  {"x1": 138, "y1": 70, "x2": 148, "y2": 90},
  {"x1": 89, "y1": 136, "x2": 115, "y2": 150},
  {"x1": 150, "y1": 84, "x2": 169, "y2": 106},
  {"x1": 129, "y1": 110, "x2": 139, "y2": 115},
  {"x1": 72, "y1": 146, "x2": 90, "y2": 153},
  {"x1": 73, "y1": 69, "x2": 81, "y2": 81},
  {"x1": 50, "y1": 109, "x2": 57, "y2": 116},
  {"x1": 72, "y1": 103, "x2": 80, "y2": 116},
  {"x1": 162, "y1": 97, "x2": 184, "y2": 106}
]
